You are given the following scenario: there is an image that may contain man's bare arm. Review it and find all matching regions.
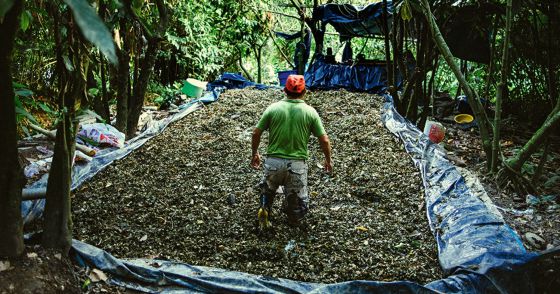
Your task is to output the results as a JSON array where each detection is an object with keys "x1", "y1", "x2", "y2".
[
  {"x1": 318, "y1": 134, "x2": 332, "y2": 173},
  {"x1": 251, "y1": 128, "x2": 263, "y2": 169}
]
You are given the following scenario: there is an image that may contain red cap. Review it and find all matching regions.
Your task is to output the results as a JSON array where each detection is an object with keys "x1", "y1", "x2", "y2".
[{"x1": 284, "y1": 75, "x2": 306, "y2": 94}]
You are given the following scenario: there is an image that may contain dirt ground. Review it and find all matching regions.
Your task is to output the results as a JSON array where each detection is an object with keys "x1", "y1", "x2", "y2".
[
  {"x1": 0, "y1": 246, "x2": 80, "y2": 294},
  {"x1": 441, "y1": 119, "x2": 560, "y2": 251},
  {"x1": 72, "y1": 88, "x2": 442, "y2": 284}
]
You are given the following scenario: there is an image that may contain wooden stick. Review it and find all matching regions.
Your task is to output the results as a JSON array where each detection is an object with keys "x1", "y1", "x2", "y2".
[
  {"x1": 28, "y1": 123, "x2": 96, "y2": 156},
  {"x1": 22, "y1": 188, "x2": 46, "y2": 201}
]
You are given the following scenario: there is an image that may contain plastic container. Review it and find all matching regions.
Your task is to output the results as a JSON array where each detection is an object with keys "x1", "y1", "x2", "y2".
[
  {"x1": 182, "y1": 78, "x2": 207, "y2": 98},
  {"x1": 423, "y1": 120, "x2": 445, "y2": 144},
  {"x1": 454, "y1": 114, "x2": 474, "y2": 124},
  {"x1": 278, "y1": 70, "x2": 297, "y2": 86}
]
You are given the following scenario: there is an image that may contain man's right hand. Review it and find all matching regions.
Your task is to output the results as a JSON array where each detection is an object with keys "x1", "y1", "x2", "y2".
[
  {"x1": 324, "y1": 160, "x2": 333, "y2": 173},
  {"x1": 251, "y1": 153, "x2": 261, "y2": 169}
]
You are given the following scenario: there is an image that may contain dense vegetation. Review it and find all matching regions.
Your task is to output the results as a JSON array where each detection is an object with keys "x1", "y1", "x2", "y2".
[{"x1": 0, "y1": 0, "x2": 558, "y2": 262}]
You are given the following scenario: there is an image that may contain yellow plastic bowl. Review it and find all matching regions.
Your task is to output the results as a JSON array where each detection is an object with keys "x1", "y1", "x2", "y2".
[{"x1": 454, "y1": 114, "x2": 474, "y2": 124}]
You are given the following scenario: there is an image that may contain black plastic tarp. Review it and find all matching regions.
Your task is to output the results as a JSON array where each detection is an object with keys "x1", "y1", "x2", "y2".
[
  {"x1": 207, "y1": 72, "x2": 274, "y2": 91},
  {"x1": 304, "y1": 55, "x2": 392, "y2": 93},
  {"x1": 313, "y1": 2, "x2": 394, "y2": 38},
  {"x1": 441, "y1": 3, "x2": 502, "y2": 64}
]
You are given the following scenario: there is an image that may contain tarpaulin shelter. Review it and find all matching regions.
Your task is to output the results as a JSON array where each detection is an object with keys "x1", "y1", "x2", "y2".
[
  {"x1": 304, "y1": 2, "x2": 396, "y2": 92},
  {"x1": 313, "y1": 2, "x2": 394, "y2": 40}
]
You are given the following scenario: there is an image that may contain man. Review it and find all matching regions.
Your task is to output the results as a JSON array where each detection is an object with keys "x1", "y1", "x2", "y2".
[{"x1": 251, "y1": 75, "x2": 332, "y2": 230}]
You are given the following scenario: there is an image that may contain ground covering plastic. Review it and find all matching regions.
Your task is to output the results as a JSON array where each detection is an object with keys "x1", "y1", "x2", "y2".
[
  {"x1": 21, "y1": 95, "x2": 215, "y2": 224},
  {"x1": 22, "y1": 73, "x2": 539, "y2": 293}
]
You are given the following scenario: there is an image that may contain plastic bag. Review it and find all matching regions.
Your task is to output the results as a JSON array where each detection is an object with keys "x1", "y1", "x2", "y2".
[
  {"x1": 77, "y1": 123, "x2": 125, "y2": 148},
  {"x1": 423, "y1": 121, "x2": 445, "y2": 143}
]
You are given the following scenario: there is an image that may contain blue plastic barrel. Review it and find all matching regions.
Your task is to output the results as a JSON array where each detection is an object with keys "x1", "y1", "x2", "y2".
[{"x1": 277, "y1": 70, "x2": 297, "y2": 86}]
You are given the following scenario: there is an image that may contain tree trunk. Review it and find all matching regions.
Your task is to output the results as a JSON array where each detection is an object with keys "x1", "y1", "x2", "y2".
[
  {"x1": 99, "y1": 54, "x2": 110, "y2": 121},
  {"x1": 418, "y1": 44, "x2": 434, "y2": 130},
  {"x1": 484, "y1": 15, "x2": 498, "y2": 100},
  {"x1": 382, "y1": 0, "x2": 393, "y2": 86},
  {"x1": 0, "y1": 0, "x2": 24, "y2": 258},
  {"x1": 257, "y1": 46, "x2": 263, "y2": 83},
  {"x1": 531, "y1": 139, "x2": 550, "y2": 185},
  {"x1": 390, "y1": 13, "x2": 399, "y2": 88},
  {"x1": 116, "y1": 18, "x2": 130, "y2": 133},
  {"x1": 420, "y1": 0, "x2": 493, "y2": 163},
  {"x1": 428, "y1": 53, "x2": 439, "y2": 117},
  {"x1": 42, "y1": 7, "x2": 84, "y2": 254},
  {"x1": 125, "y1": 0, "x2": 169, "y2": 138},
  {"x1": 127, "y1": 37, "x2": 159, "y2": 137},
  {"x1": 492, "y1": 0, "x2": 514, "y2": 173},
  {"x1": 406, "y1": 21, "x2": 427, "y2": 122},
  {"x1": 238, "y1": 56, "x2": 254, "y2": 81},
  {"x1": 42, "y1": 117, "x2": 75, "y2": 254},
  {"x1": 508, "y1": 108, "x2": 560, "y2": 171},
  {"x1": 507, "y1": 2, "x2": 559, "y2": 174}
]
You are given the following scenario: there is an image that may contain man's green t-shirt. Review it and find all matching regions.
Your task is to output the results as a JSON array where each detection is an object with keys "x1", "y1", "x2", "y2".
[{"x1": 256, "y1": 98, "x2": 326, "y2": 160}]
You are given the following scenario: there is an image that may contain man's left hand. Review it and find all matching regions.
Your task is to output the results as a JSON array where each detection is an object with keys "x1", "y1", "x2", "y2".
[{"x1": 250, "y1": 153, "x2": 261, "y2": 169}]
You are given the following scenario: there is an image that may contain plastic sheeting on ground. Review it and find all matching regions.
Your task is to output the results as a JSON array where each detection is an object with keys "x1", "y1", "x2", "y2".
[
  {"x1": 62, "y1": 86, "x2": 540, "y2": 293},
  {"x1": 381, "y1": 94, "x2": 537, "y2": 293},
  {"x1": 304, "y1": 55, "x2": 390, "y2": 93},
  {"x1": 72, "y1": 240, "x2": 436, "y2": 293},
  {"x1": 20, "y1": 91, "x2": 219, "y2": 224}
]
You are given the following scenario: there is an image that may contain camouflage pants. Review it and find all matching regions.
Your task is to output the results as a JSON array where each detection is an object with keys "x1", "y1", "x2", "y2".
[{"x1": 259, "y1": 157, "x2": 308, "y2": 223}]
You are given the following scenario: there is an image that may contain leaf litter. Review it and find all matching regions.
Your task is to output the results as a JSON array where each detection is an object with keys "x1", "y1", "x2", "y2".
[{"x1": 73, "y1": 88, "x2": 442, "y2": 284}]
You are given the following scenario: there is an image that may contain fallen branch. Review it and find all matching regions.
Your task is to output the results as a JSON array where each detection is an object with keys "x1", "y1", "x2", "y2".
[
  {"x1": 28, "y1": 123, "x2": 96, "y2": 157},
  {"x1": 22, "y1": 188, "x2": 46, "y2": 201}
]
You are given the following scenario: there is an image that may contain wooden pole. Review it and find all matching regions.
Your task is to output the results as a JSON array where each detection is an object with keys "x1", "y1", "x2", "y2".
[{"x1": 28, "y1": 123, "x2": 96, "y2": 156}]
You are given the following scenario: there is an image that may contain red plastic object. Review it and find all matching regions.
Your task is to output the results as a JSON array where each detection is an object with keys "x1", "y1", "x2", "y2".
[{"x1": 428, "y1": 124, "x2": 445, "y2": 143}]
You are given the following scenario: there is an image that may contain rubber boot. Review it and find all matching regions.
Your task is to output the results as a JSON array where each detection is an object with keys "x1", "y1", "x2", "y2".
[{"x1": 257, "y1": 194, "x2": 272, "y2": 230}]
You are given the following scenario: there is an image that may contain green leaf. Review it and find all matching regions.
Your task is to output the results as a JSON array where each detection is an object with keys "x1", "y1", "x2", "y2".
[
  {"x1": 15, "y1": 106, "x2": 38, "y2": 124},
  {"x1": 20, "y1": 9, "x2": 31, "y2": 31},
  {"x1": 12, "y1": 81, "x2": 26, "y2": 88},
  {"x1": 38, "y1": 102, "x2": 53, "y2": 114},
  {"x1": 21, "y1": 124, "x2": 31, "y2": 138},
  {"x1": 63, "y1": 0, "x2": 118, "y2": 65},
  {"x1": 0, "y1": 0, "x2": 15, "y2": 21},
  {"x1": 132, "y1": 0, "x2": 143, "y2": 14},
  {"x1": 401, "y1": 0, "x2": 412, "y2": 21},
  {"x1": 14, "y1": 94, "x2": 23, "y2": 109},
  {"x1": 15, "y1": 88, "x2": 33, "y2": 97},
  {"x1": 62, "y1": 55, "x2": 75, "y2": 71},
  {"x1": 544, "y1": 175, "x2": 560, "y2": 189}
]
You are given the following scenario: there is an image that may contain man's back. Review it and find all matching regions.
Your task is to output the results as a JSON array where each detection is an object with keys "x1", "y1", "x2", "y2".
[{"x1": 257, "y1": 99, "x2": 325, "y2": 160}]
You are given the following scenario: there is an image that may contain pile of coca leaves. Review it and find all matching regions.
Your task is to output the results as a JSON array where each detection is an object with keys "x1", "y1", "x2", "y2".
[{"x1": 73, "y1": 88, "x2": 442, "y2": 284}]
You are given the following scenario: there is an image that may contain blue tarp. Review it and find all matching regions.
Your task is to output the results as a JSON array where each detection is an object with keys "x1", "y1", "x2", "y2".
[
  {"x1": 313, "y1": 2, "x2": 394, "y2": 39},
  {"x1": 207, "y1": 72, "x2": 274, "y2": 91},
  {"x1": 22, "y1": 73, "x2": 540, "y2": 292},
  {"x1": 380, "y1": 94, "x2": 537, "y2": 293},
  {"x1": 21, "y1": 95, "x2": 214, "y2": 224},
  {"x1": 304, "y1": 55, "x2": 390, "y2": 93},
  {"x1": 66, "y1": 86, "x2": 538, "y2": 293},
  {"x1": 21, "y1": 74, "x2": 271, "y2": 224}
]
